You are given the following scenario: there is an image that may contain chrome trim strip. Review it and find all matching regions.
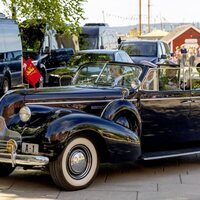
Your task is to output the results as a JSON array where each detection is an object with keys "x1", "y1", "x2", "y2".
[
  {"x1": 142, "y1": 150, "x2": 200, "y2": 160},
  {"x1": 26, "y1": 99, "x2": 113, "y2": 105},
  {"x1": 0, "y1": 153, "x2": 49, "y2": 166},
  {"x1": 140, "y1": 97, "x2": 191, "y2": 101},
  {"x1": 25, "y1": 97, "x2": 191, "y2": 105},
  {"x1": 26, "y1": 98, "x2": 139, "y2": 106}
]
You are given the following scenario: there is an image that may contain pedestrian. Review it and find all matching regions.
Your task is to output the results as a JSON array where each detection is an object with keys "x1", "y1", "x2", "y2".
[
  {"x1": 196, "y1": 45, "x2": 200, "y2": 57},
  {"x1": 174, "y1": 46, "x2": 181, "y2": 65},
  {"x1": 188, "y1": 46, "x2": 196, "y2": 67},
  {"x1": 117, "y1": 37, "x2": 122, "y2": 45},
  {"x1": 180, "y1": 44, "x2": 187, "y2": 66}
]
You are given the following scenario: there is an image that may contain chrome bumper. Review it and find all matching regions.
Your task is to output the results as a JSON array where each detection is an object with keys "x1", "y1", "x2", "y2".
[{"x1": 0, "y1": 152, "x2": 49, "y2": 166}]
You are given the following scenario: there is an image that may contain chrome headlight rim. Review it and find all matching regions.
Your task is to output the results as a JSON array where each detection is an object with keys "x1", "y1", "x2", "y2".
[{"x1": 19, "y1": 106, "x2": 31, "y2": 122}]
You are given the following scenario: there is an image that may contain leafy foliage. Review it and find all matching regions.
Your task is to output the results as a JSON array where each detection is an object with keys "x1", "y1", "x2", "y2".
[{"x1": 2, "y1": 0, "x2": 85, "y2": 35}]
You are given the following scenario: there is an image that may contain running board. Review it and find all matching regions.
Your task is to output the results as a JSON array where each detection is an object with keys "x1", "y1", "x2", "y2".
[{"x1": 142, "y1": 148, "x2": 200, "y2": 160}]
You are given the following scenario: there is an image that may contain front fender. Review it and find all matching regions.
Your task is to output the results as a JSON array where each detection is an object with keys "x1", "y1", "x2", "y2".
[{"x1": 46, "y1": 113, "x2": 141, "y2": 163}]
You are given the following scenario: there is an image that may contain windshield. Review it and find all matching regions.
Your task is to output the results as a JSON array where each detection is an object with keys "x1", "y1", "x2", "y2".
[
  {"x1": 79, "y1": 33, "x2": 99, "y2": 49},
  {"x1": 73, "y1": 62, "x2": 143, "y2": 88},
  {"x1": 120, "y1": 42, "x2": 157, "y2": 57},
  {"x1": 68, "y1": 53, "x2": 112, "y2": 66}
]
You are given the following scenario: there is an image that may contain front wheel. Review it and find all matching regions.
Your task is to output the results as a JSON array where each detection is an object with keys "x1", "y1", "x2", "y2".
[
  {"x1": 0, "y1": 164, "x2": 15, "y2": 177},
  {"x1": 1, "y1": 77, "x2": 10, "y2": 95},
  {"x1": 49, "y1": 137, "x2": 99, "y2": 191}
]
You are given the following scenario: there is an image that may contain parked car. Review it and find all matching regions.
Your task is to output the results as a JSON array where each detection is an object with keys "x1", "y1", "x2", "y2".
[
  {"x1": 48, "y1": 49, "x2": 133, "y2": 86},
  {"x1": 1, "y1": 61, "x2": 200, "y2": 191},
  {"x1": 0, "y1": 15, "x2": 23, "y2": 95},
  {"x1": 119, "y1": 39, "x2": 171, "y2": 64},
  {"x1": 20, "y1": 20, "x2": 75, "y2": 85}
]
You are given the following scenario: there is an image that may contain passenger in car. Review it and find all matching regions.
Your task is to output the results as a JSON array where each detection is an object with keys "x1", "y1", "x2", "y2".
[
  {"x1": 159, "y1": 68, "x2": 179, "y2": 90},
  {"x1": 110, "y1": 65, "x2": 123, "y2": 86},
  {"x1": 184, "y1": 67, "x2": 200, "y2": 90}
]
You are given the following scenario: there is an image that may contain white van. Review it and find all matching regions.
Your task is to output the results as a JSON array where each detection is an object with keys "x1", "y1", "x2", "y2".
[{"x1": 0, "y1": 14, "x2": 22, "y2": 94}]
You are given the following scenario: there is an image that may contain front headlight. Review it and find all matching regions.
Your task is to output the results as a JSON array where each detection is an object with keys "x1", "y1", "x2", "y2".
[{"x1": 19, "y1": 106, "x2": 31, "y2": 122}]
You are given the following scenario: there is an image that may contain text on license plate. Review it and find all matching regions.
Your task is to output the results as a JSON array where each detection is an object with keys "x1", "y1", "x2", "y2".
[{"x1": 22, "y1": 143, "x2": 39, "y2": 154}]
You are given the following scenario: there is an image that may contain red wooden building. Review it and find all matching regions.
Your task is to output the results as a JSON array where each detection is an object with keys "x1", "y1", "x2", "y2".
[{"x1": 162, "y1": 24, "x2": 200, "y2": 53}]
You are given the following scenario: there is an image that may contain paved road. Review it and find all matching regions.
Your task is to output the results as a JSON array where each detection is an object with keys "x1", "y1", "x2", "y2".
[{"x1": 1, "y1": 155, "x2": 200, "y2": 200}]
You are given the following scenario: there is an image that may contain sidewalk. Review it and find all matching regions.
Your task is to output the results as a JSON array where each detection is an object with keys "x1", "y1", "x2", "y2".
[{"x1": 1, "y1": 155, "x2": 200, "y2": 200}]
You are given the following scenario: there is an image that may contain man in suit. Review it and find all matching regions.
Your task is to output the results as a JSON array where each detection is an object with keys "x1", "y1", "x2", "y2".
[{"x1": 110, "y1": 65, "x2": 123, "y2": 86}]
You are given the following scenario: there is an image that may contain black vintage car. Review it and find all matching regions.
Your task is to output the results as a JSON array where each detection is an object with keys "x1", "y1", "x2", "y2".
[{"x1": 0, "y1": 61, "x2": 200, "y2": 191}]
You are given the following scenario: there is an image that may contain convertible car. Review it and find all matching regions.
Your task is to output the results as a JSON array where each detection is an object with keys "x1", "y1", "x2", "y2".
[{"x1": 0, "y1": 61, "x2": 200, "y2": 191}]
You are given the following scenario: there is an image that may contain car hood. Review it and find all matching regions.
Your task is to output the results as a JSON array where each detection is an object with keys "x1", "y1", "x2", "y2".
[
  {"x1": 130, "y1": 56, "x2": 158, "y2": 64},
  {"x1": 0, "y1": 86, "x2": 124, "y2": 114},
  {"x1": 24, "y1": 86, "x2": 123, "y2": 103}
]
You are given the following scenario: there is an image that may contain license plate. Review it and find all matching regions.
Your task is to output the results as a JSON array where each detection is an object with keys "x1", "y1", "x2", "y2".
[{"x1": 22, "y1": 143, "x2": 39, "y2": 154}]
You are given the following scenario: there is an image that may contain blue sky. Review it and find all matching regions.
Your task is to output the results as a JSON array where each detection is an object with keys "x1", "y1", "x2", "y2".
[{"x1": 0, "y1": 0, "x2": 199, "y2": 26}]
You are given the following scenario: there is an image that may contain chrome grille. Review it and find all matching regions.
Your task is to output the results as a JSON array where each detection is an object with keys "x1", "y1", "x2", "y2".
[{"x1": 0, "y1": 139, "x2": 8, "y2": 153}]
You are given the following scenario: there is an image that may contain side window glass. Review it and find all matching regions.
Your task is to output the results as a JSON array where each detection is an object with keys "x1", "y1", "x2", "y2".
[
  {"x1": 190, "y1": 67, "x2": 200, "y2": 90},
  {"x1": 159, "y1": 67, "x2": 180, "y2": 91},
  {"x1": 6, "y1": 52, "x2": 13, "y2": 61},
  {"x1": 141, "y1": 70, "x2": 158, "y2": 91},
  {"x1": 0, "y1": 53, "x2": 4, "y2": 61},
  {"x1": 115, "y1": 52, "x2": 122, "y2": 62},
  {"x1": 157, "y1": 43, "x2": 162, "y2": 58},
  {"x1": 13, "y1": 51, "x2": 22, "y2": 60}
]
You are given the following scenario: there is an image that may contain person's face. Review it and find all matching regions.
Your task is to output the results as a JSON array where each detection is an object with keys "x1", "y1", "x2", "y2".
[{"x1": 110, "y1": 66, "x2": 120, "y2": 78}]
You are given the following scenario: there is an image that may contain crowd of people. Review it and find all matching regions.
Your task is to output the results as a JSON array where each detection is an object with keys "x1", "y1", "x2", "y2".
[{"x1": 172, "y1": 44, "x2": 200, "y2": 66}]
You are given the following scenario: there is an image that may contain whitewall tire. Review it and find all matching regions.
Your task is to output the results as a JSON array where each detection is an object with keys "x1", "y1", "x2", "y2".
[{"x1": 49, "y1": 137, "x2": 99, "y2": 190}]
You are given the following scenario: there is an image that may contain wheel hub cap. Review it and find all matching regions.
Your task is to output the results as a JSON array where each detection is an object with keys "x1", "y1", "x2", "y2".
[{"x1": 69, "y1": 150, "x2": 87, "y2": 174}]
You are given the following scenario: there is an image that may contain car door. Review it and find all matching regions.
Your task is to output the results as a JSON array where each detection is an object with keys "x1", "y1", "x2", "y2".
[
  {"x1": 138, "y1": 65, "x2": 191, "y2": 153},
  {"x1": 5, "y1": 51, "x2": 22, "y2": 86},
  {"x1": 188, "y1": 66, "x2": 200, "y2": 146}
]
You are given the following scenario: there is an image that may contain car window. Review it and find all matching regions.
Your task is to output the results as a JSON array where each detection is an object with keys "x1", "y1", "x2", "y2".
[
  {"x1": 120, "y1": 51, "x2": 133, "y2": 63},
  {"x1": 158, "y1": 43, "x2": 163, "y2": 58},
  {"x1": 114, "y1": 52, "x2": 122, "y2": 62},
  {"x1": 186, "y1": 66, "x2": 200, "y2": 90},
  {"x1": 141, "y1": 69, "x2": 158, "y2": 91},
  {"x1": 159, "y1": 67, "x2": 180, "y2": 91},
  {"x1": 68, "y1": 53, "x2": 112, "y2": 67},
  {"x1": 120, "y1": 42, "x2": 157, "y2": 57},
  {"x1": 6, "y1": 52, "x2": 13, "y2": 61},
  {"x1": 96, "y1": 63, "x2": 142, "y2": 88},
  {"x1": 163, "y1": 42, "x2": 171, "y2": 56},
  {"x1": 73, "y1": 63, "x2": 105, "y2": 85}
]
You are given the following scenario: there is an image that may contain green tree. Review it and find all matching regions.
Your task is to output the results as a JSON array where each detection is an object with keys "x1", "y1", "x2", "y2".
[{"x1": 2, "y1": 0, "x2": 85, "y2": 35}]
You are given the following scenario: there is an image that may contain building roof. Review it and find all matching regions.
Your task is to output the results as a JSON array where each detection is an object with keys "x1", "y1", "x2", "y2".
[
  {"x1": 162, "y1": 24, "x2": 200, "y2": 43},
  {"x1": 141, "y1": 29, "x2": 169, "y2": 38}
]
